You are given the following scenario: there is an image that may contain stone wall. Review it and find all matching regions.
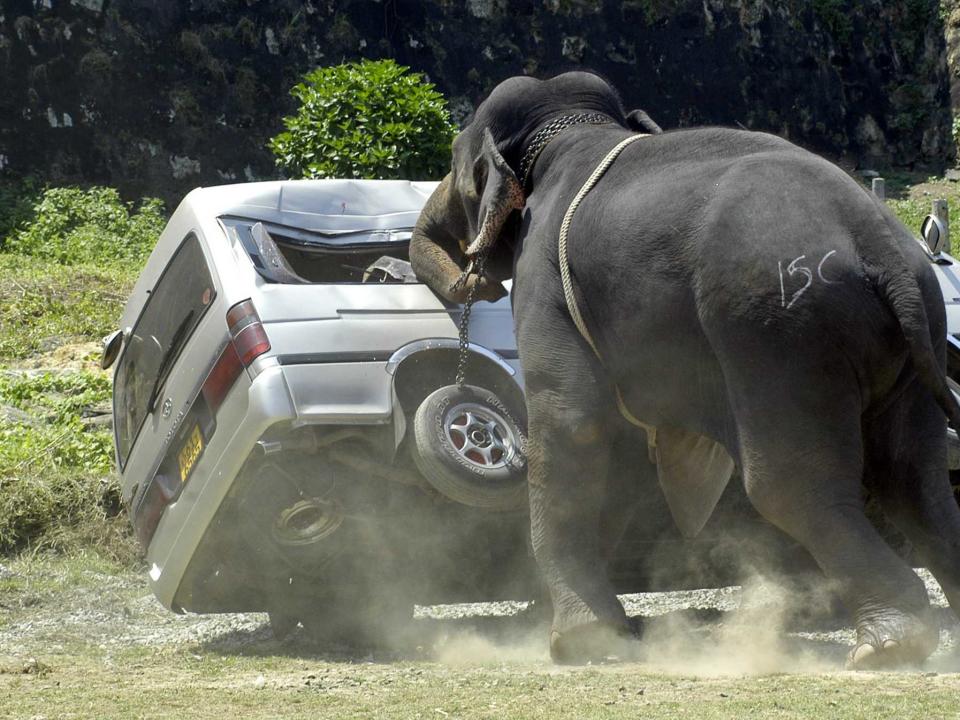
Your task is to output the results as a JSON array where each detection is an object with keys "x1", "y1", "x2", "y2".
[{"x1": 0, "y1": 0, "x2": 951, "y2": 203}]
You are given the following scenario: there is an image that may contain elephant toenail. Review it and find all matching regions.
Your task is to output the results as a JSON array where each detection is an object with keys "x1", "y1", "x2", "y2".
[{"x1": 850, "y1": 643, "x2": 876, "y2": 667}]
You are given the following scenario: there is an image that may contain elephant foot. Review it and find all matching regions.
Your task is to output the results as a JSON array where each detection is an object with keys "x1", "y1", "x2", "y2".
[
  {"x1": 549, "y1": 616, "x2": 643, "y2": 665},
  {"x1": 846, "y1": 609, "x2": 938, "y2": 670}
]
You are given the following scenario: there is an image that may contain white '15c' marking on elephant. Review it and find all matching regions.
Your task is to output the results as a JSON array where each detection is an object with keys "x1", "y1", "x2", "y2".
[{"x1": 778, "y1": 250, "x2": 839, "y2": 309}]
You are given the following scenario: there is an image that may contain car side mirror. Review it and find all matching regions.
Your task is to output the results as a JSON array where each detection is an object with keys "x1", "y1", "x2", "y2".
[
  {"x1": 101, "y1": 328, "x2": 128, "y2": 369},
  {"x1": 921, "y1": 214, "x2": 947, "y2": 255}
]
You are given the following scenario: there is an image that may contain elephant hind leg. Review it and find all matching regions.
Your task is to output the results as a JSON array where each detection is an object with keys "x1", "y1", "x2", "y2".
[
  {"x1": 866, "y1": 389, "x2": 960, "y2": 628},
  {"x1": 729, "y1": 380, "x2": 936, "y2": 669}
]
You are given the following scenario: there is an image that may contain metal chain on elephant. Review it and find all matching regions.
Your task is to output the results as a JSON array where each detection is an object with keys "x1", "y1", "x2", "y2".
[
  {"x1": 454, "y1": 249, "x2": 489, "y2": 387},
  {"x1": 519, "y1": 113, "x2": 614, "y2": 191}
]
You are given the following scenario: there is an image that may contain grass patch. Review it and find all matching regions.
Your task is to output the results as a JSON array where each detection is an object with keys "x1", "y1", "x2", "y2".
[
  {"x1": 0, "y1": 555, "x2": 956, "y2": 719},
  {"x1": 1, "y1": 649, "x2": 959, "y2": 719},
  {"x1": 0, "y1": 370, "x2": 131, "y2": 558},
  {"x1": 0, "y1": 186, "x2": 149, "y2": 558},
  {"x1": 881, "y1": 173, "x2": 960, "y2": 244},
  {"x1": 0, "y1": 253, "x2": 137, "y2": 362},
  {"x1": 0, "y1": 549, "x2": 139, "y2": 615}
]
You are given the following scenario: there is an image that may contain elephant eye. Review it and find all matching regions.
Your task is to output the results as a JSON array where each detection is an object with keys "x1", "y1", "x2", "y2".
[{"x1": 472, "y1": 160, "x2": 487, "y2": 194}]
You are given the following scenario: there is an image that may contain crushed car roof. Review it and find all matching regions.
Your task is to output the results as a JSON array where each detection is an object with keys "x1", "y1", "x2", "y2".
[{"x1": 189, "y1": 179, "x2": 441, "y2": 234}]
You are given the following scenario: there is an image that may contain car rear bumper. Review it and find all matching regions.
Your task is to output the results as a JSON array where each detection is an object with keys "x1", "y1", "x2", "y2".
[{"x1": 143, "y1": 353, "x2": 408, "y2": 610}]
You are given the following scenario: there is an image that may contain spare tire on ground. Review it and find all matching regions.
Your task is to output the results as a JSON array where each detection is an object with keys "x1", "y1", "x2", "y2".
[{"x1": 411, "y1": 383, "x2": 527, "y2": 511}]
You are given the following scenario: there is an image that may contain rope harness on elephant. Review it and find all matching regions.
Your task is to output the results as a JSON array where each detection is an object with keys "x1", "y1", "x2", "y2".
[{"x1": 557, "y1": 132, "x2": 659, "y2": 448}]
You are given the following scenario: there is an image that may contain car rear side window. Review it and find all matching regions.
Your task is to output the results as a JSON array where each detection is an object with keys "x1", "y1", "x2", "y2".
[{"x1": 114, "y1": 234, "x2": 216, "y2": 468}]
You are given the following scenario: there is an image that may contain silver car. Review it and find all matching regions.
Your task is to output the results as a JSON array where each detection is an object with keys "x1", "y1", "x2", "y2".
[{"x1": 105, "y1": 179, "x2": 534, "y2": 639}]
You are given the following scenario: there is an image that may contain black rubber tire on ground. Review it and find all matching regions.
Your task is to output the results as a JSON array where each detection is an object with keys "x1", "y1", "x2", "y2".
[{"x1": 411, "y1": 384, "x2": 527, "y2": 511}]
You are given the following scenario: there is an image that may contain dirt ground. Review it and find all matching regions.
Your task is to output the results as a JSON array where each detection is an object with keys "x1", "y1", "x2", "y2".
[{"x1": 2, "y1": 555, "x2": 959, "y2": 719}]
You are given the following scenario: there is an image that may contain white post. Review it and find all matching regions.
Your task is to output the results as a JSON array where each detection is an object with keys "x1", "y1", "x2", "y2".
[{"x1": 871, "y1": 177, "x2": 885, "y2": 201}]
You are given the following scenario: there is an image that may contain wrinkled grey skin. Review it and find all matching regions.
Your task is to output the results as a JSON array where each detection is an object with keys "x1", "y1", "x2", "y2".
[{"x1": 410, "y1": 71, "x2": 960, "y2": 667}]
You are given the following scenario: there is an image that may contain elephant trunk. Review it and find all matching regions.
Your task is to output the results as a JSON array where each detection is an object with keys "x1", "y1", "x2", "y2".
[
  {"x1": 410, "y1": 174, "x2": 473, "y2": 303},
  {"x1": 410, "y1": 170, "x2": 509, "y2": 304}
]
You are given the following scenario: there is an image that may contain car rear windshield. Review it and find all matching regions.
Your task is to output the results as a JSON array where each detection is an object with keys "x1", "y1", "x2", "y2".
[
  {"x1": 114, "y1": 234, "x2": 216, "y2": 468},
  {"x1": 220, "y1": 217, "x2": 418, "y2": 284}
]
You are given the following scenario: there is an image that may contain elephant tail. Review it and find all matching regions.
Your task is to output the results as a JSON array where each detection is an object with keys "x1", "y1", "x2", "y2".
[{"x1": 867, "y1": 215, "x2": 960, "y2": 429}]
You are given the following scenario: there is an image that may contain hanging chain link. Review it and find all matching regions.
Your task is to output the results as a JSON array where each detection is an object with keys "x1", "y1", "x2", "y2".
[{"x1": 454, "y1": 249, "x2": 489, "y2": 387}]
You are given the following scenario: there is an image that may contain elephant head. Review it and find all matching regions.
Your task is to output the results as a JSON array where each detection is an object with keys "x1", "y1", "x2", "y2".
[{"x1": 410, "y1": 72, "x2": 661, "y2": 303}]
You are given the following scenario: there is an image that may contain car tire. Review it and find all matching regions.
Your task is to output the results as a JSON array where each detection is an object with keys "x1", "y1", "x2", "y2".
[{"x1": 411, "y1": 384, "x2": 527, "y2": 511}]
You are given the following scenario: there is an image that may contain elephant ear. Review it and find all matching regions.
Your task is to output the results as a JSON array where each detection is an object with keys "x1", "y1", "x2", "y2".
[
  {"x1": 464, "y1": 128, "x2": 525, "y2": 258},
  {"x1": 625, "y1": 109, "x2": 663, "y2": 135}
]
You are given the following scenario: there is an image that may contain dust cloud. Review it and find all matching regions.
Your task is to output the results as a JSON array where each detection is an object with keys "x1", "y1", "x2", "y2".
[
  {"x1": 634, "y1": 573, "x2": 843, "y2": 676},
  {"x1": 416, "y1": 561, "x2": 854, "y2": 674},
  {"x1": 430, "y1": 623, "x2": 548, "y2": 665}
]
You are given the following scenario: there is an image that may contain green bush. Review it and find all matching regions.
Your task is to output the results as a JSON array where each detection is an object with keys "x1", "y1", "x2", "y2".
[
  {"x1": 952, "y1": 116, "x2": 960, "y2": 163},
  {"x1": 269, "y1": 59, "x2": 458, "y2": 180},
  {"x1": 0, "y1": 175, "x2": 41, "y2": 248},
  {"x1": 8, "y1": 186, "x2": 165, "y2": 265}
]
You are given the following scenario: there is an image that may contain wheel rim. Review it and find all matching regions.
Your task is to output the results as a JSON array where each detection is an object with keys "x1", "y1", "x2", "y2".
[{"x1": 443, "y1": 402, "x2": 517, "y2": 470}]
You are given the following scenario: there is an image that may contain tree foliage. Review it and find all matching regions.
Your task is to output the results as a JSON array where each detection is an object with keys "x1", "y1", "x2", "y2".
[{"x1": 269, "y1": 59, "x2": 457, "y2": 180}]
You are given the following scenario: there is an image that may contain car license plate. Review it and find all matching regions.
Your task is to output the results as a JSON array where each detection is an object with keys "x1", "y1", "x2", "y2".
[{"x1": 177, "y1": 424, "x2": 204, "y2": 483}]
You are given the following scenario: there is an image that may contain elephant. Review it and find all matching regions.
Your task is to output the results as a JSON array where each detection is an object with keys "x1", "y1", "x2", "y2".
[{"x1": 409, "y1": 70, "x2": 960, "y2": 668}]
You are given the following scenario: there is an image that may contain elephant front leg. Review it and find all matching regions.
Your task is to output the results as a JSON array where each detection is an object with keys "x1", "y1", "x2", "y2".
[{"x1": 526, "y1": 385, "x2": 638, "y2": 664}]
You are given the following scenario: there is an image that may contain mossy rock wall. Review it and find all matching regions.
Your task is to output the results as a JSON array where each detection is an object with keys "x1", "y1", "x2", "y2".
[{"x1": 0, "y1": 0, "x2": 951, "y2": 203}]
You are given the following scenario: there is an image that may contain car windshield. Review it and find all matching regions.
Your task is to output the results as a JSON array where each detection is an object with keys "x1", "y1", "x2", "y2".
[{"x1": 113, "y1": 234, "x2": 216, "y2": 468}]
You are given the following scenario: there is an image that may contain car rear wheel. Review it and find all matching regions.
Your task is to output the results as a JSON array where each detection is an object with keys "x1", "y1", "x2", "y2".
[{"x1": 411, "y1": 384, "x2": 527, "y2": 511}]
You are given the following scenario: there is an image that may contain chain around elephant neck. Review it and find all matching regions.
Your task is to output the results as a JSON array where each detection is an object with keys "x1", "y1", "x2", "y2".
[{"x1": 518, "y1": 112, "x2": 615, "y2": 191}]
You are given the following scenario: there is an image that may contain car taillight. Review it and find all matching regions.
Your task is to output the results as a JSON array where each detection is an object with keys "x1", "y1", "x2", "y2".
[
  {"x1": 226, "y1": 299, "x2": 272, "y2": 365},
  {"x1": 133, "y1": 473, "x2": 180, "y2": 549},
  {"x1": 202, "y1": 299, "x2": 271, "y2": 413}
]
